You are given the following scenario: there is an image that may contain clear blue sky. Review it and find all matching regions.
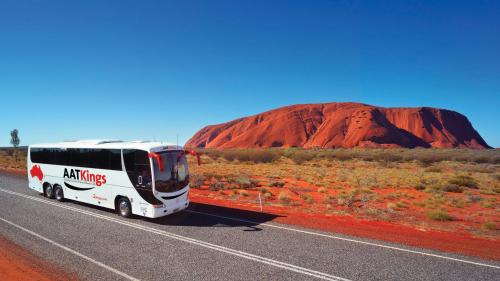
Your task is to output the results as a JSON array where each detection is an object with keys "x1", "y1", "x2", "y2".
[{"x1": 1, "y1": 1, "x2": 499, "y2": 147}]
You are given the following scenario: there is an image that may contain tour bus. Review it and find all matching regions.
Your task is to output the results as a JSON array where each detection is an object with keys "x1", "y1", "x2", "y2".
[{"x1": 27, "y1": 140, "x2": 200, "y2": 218}]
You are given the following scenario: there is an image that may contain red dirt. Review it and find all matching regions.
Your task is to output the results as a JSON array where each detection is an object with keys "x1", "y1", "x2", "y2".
[
  {"x1": 0, "y1": 236, "x2": 80, "y2": 281},
  {"x1": 185, "y1": 102, "x2": 491, "y2": 149}
]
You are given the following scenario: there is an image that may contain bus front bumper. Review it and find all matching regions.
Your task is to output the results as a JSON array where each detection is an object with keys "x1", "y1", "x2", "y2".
[{"x1": 152, "y1": 199, "x2": 189, "y2": 218}]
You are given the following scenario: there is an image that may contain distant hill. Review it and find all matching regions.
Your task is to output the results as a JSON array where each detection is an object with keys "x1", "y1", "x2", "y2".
[{"x1": 186, "y1": 102, "x2": 491, "y2": 149}]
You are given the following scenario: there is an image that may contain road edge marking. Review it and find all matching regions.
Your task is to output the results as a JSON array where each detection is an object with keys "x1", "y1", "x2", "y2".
[
  {"x1": 0, "y1": 217, "x2": 140, "y2": 281},
  {"x1": 182, "y1": 210, "x2": 500, "y2": 269}
]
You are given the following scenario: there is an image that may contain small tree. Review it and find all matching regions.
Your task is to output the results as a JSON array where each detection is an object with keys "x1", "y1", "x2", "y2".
[{"x1": 10, "y1": 129, "x2": 20, "y2": 164}]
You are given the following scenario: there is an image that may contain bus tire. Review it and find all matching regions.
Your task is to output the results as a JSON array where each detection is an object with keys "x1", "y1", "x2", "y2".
[
  {"x1": 54, "y1": 185, "x2": 64, "y2": 202},
  {"x1": 117, "y1": 198, "x2": 132, "y2": 218},
  {"x1": 45, "y1": 184, "x2": 55, "y2": 199}
]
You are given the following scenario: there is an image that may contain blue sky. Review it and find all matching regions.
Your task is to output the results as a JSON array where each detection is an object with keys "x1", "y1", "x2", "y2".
[{"x1": 1, "y1": 1, "x2": 499, "y2": 147}]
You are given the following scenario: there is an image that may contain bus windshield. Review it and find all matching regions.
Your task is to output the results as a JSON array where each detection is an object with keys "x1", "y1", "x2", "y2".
[{"x1": 152, "y1": 151, "x2": 189, "y2": 193}]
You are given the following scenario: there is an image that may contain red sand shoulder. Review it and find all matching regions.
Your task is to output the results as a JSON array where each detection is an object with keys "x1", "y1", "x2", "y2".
[{"x1": 0, "y1": 236, "x2": 80, "y2": 281}]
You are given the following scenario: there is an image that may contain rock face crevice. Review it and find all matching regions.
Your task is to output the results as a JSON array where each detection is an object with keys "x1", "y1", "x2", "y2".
[{"x1": 185, "y1": 102, "x2": 491, "y2": 149}]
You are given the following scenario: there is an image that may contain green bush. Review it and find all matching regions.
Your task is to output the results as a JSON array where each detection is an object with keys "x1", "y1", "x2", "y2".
[
  {"x1": 472, "y1": 155, "x2": 491, "y2": 164},
  {"x1": 425, "y1": 167, "x2": 442, "y2": 173},
  {"x1": 492, "y1": 156, "x2": 500, "y2": 165},
  {"x1": 222, "y1": 151, "x2": 238, "y2": 161},
  {"x1": 426, "y1": 210, "x2": 449, "y2": 222},
  {"x1": 482, "y1": 222, "x2": 497, "y2": 230},
  {"x1": 301, "y1": 194, "x2": 313, "y2": 202},
  {"x1": 447, "y1": 174, "x2": 478, "y2": 189},
  {"x1": 335, "y1": 153, "x2": 353, "y2": 162},
  {"x1": 249, "y1": 150, "x2": 278, "y2": 163},
  {"x1": 362, "y1": 156, "x2": 374, "y2": 162},
  {"x1": 290, "y1": 152, "x2": 314, "y2": 165},
  {"x1": 413, "y1": 183, "x2": 426, "y2": 191},
  {"x1": 443, "y1": 184, "x2": 467, "y2": 193}
]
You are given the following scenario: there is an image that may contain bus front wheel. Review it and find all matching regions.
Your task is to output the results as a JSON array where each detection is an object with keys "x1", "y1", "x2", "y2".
[
  {"x1": 54, "y1": 185, "x2": 64, "y2": 202},
  {"x1": 117, "y1": 198, "x2": 132, "y2": 218}
]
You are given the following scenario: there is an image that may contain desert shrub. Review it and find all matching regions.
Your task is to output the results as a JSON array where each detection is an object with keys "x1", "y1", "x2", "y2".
[
  {"x1": 426, "y1": 210, "x2": 449, "y2": 222},
  {"x1": 447, "y1": 174, "x2": 478, "y2": 189},
  {"x1": 455, "y1": 201, "x2": 465, "y2": 208},
  {"x1": 492, "y1": 156, "x2": 500, "y2": 165},
  {"x1": 323, "y1": 194, "x2": 334, "y2": 201},
  {"x1": 234, "y1": 151, "x2": 250, "y2": 162},
  {"x1": 206, "y1": 150, "x2": 222, "y2": 160},
  {"x1": 452, "y1": 155, "x2": 470, "y2": 162},
  {"x1": 209, "y1": 180, "x2": 224, "y2": 191},
  {"x1": 249, "y1": 150, "x2": 278, "y2": 163},
  {"x1": 376, "y1": 152, "x2": 401, "y2": 167},
  {"x1": 470, "y1": 168, "x2": 493, "y2": 174},
  {"x1": 403, "y1": 155, "x2": 416, "y2": 162},
  {"x1": 222, "y1": 151, "x2": 238, "y2": 162},
  {"x1": 290, "y1": 152, "x2": 314, "y2": 165},
  {"x1": 425, "y1": 167, "x2": 442, "y2": 173},
  {"x1": 412, "y1": 201, "x2": 425, "y2": 207},
  {"x1": 413, "y1": 183, "x2": 426, "y2": 191},
  {"x1": 278, "y1": 192, "x2": 291, "y2": 202},
  {"x1": 362, "y1": 156, "x2": 374, "y2": 162},
  {"x1": 302, "y1": 194, "x2": 313, "y2": 202},
  {"x1": 479, "y1": 199, "x2": 495, "y2": 209},
  {"x1": 482, "y1": 222, "x2": 497, "y2": 230},
  {"x1": 472, "y1": 155, "x2": 491, "y2": 164},
  {"x1": 237, "y1": 178, "x2": 251, "y2": 189},
  {"x1": 267, "y1": 181, "x2": 285, "y2": 187},
  {"x1": 335, "y1": 153, "x2": 353, "y2": 162},
  {"x1": 318, "y1": 187, "x2": 328, "y2": 193},
  {"x1": 263, "y1": 192, "x2": 272, "y2": 200},
  {"x1": 417, "y1": 155, "x2": 435, "y2": 167},
  {"x1": 240, "y1": 190, "x2": 249, "y2": 196},
  {"x1": 443, "y1": 184, "x2": 467, "y2": 193},
  {"x1": 258, "y1": 187, "x2": 269, "y2": 194}
]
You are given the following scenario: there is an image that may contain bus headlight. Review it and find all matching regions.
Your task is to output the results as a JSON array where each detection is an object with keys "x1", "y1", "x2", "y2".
[{"x1": 153, "y1": 204, "x2": 166, "y2": 208}]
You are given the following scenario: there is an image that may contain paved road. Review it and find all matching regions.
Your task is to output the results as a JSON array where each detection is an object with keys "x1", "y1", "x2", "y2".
[{"x1": 0, "y1": 172, "x2": 499, "y2": 281}]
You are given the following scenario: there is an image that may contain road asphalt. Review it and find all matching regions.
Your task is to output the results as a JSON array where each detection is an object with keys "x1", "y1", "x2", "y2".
[{"x1": 0, "y1": 171, "x2": 499, "y2": 281}]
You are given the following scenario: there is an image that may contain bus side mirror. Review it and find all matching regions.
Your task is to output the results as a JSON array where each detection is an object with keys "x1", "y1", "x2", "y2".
[
  {"x1": 148, "y1": 153, "x2": 164, "y2": 172},
  {"x1": 177, "y1": 150, "x2": 201, "y2": 166}
]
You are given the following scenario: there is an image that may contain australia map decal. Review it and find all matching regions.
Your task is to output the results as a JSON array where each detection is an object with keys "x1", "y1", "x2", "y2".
[{"x1": 30, "y1": 165, "x2": 44, "y2": 181}]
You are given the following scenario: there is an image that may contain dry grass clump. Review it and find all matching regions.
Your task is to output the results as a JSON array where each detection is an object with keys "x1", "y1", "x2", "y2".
[
  {"x1": 240, "y1": 190, "x2": 249, "y2": 197},
  {"x1": 258, "y1": 187, "x2": 269, "y2": 194},
  {"x1": 278, "y1": 192, "x2": 291, "y2": 202},
  {"x1": 267, "y1": 181, "x2": 285, "y2": 187},
  {"x1": 318, "y1": 187, "x2": 328, "y2": 193},
  {"x1": 482, "y1": 222, "x2": 497, "y2": 230},
  {"x1": 302, "y1": 194, "x2": 313, "y2": 202},
  {"x1": 289, "y1": 151, "x2": 314, "y2": 165},
  {"x1": 262, "y1": 192, "x2": 272, "y2": 200},
  {"x1": 447, "y1": 174, "x2": 478, "y2": 189},
  {"x1": 479, "y1": 199, "x2": 495, "y2": 209},
  {"x1": 425, "y1": 167, "x2": 442, "y2": 173},
  {"x1": 426, "y1": 210, "x2": 449, "y2": 221}
]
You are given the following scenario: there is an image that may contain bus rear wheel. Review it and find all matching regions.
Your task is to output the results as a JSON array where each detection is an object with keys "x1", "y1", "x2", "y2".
[
  {"x1": 45, "y1": 184, "x2": 55, "y2": 199},
  {"x1": 54, "y1": 186, "x2": 64, "y2": 202},
  {"x1": 117, "y1": 198, "x2": 132, "y2": 218}
]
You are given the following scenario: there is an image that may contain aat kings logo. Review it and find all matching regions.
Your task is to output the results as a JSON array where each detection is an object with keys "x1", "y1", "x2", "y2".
[
  {"x1": 63, "y1": 168, "x2": 107, "y2": 186},
  {"x1": 30, "y1": 165, "x2": 44, "y2": 181}
]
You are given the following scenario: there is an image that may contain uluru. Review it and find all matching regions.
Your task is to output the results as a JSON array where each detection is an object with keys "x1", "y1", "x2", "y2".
[{"x1": 186, "y1": 102, "x2": 491, "y2": 149}]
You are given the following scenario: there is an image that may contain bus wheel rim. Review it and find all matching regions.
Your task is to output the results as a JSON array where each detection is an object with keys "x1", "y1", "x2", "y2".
[{"x1": 120, "y1": 201, "x2": 129, "y2": 215}]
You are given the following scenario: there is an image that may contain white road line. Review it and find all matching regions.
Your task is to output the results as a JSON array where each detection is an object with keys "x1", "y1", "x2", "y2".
[
  {"x1": 183, "y1": 210, "x2": 500, "y2": 269},
  {"x1": 0, "y1": 217, "x2": 140, "y2": 281},
  {"x1": 0, "y1": 188, "x2": 349, "y2": 281}
]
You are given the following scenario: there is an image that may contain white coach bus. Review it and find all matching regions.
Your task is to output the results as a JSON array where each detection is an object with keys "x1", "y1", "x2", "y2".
[{"x1": 27, "y1": 140, "x2": 200, "y2": 218}]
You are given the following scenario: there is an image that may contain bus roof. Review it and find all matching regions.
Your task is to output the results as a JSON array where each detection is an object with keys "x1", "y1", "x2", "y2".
[{"x1": 28, "y1": 139, "x2": 183, "y2": 152}]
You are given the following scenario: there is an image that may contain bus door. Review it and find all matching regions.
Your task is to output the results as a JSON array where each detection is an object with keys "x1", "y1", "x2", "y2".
[{"x1": 123, "y1": 149, "x2": 160, "y2": 206}]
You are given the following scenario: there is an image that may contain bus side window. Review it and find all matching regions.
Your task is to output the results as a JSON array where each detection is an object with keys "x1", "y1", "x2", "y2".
[{"x1": 109, "y1": 149, "x2": 122, "y2": 171}]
